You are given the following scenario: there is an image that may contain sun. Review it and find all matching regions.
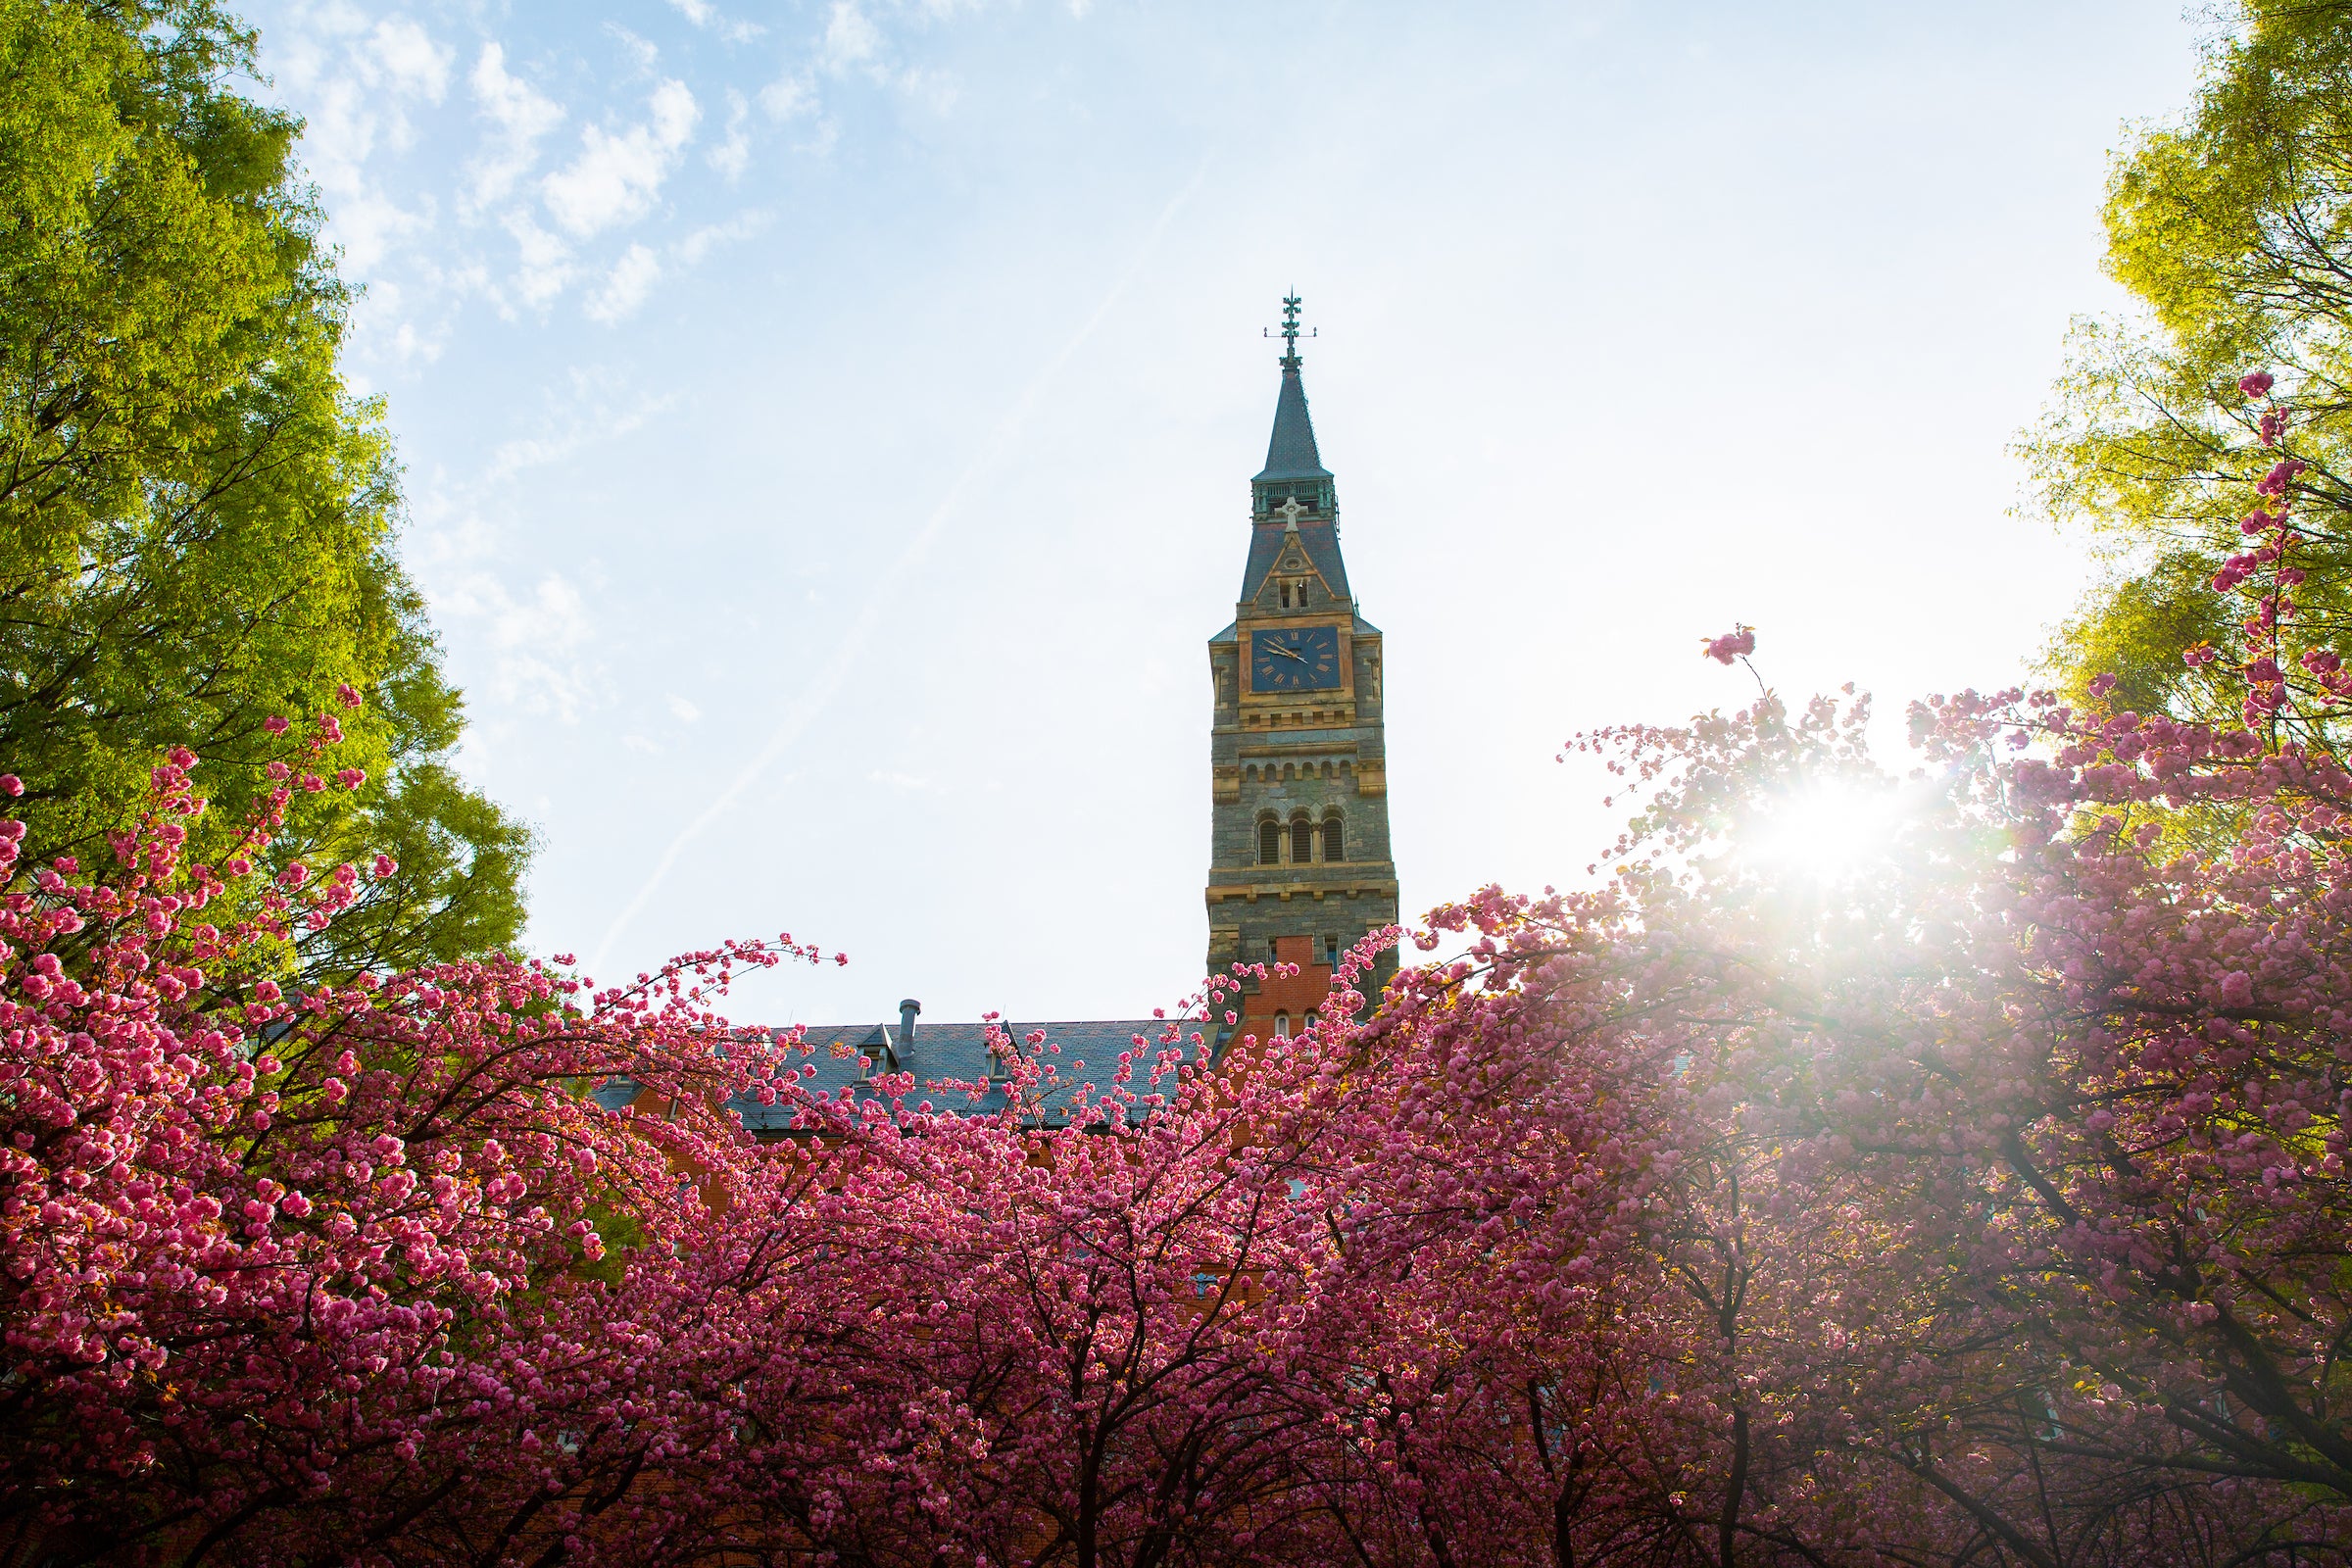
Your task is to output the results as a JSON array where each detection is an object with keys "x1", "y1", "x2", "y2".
[{"x1": 1738, "y1": 780, "x2": 1909, "y2": 878}]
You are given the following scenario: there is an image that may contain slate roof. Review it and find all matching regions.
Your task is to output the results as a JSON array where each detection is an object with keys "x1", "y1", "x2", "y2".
[
  {"x1": 1239, "y1": 518, "x2": 1352, "y2": 606},
  {"x1": 597, "y1": 1017, "x2": 1212, "y2": 1136},
  {"x1": 1252, "y1": 368, "x2": 1332, "y2": 483}
]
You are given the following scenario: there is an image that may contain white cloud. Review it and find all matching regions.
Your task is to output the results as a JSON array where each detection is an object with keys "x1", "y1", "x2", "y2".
[
  {"x1": 577, "y1": 214, "x2": 765, "y2": 322},
  {"x1": 759, "y1": 72, "x2": 816, "y2": 122},
  {"x1": 823, "y1": 0, "x2": 882, "y2": 69},
  {"x1": 351, "y1": 279, "x2": 446, "y2": 370},
  {"x1": 299, "y1": 75, "x2": 381, "y2": 193},
  {"x1": 674, "y1": 209, "x2": 770, "y2": 265},
  {"x1": 436, "y1": 572, "x2": 597, "y2": 721},
  {"x1": 763, "y1": 2, "x2": 961, "y2": 123},
  {"x1": 587, "y1": 243, "x2": 663, "y2": 323},
  {"x1": 540, "y1": 79, "x2": 701, "y2": 237},
  {"x1": 327, "y1": 186, "x2": 432, "y2": 274},
  {"x1": 366, "y1": 17, "x2": 453, "y2": 101},
  {"x1": 607, "y1": 24, "x2": 661, "y2": 72},
  {"x1": 485, "y1": 371, "x2": 678, "y2": 481},
  {"x1": 666, "y1": 694, "x2": 704, "y2": 722},
  {"x1": 623, "y1": 734, "x2": 662, "y2": 756},
  {"x1": 895, "y1": 65, "x2": 959, "y2": 116},
  {"x1": 261, "y1": 11, "x2": 459, "y2": 307},
  {"x1": 665, "y1": 0, "x2": 766, "y2": 40},
  {"x1": 501, "y1": 211, "x2": 574, "y2": 309},
  {"x1": 466, "y1": 43, "x2": 564, "y2": 213},
  {"x1": 710, "y1": 89, "x2": 752, "y2": 179}
]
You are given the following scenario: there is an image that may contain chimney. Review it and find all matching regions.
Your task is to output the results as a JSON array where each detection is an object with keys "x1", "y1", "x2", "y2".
[{"x1": 897, "y1": 999, "x2": 920, "y2": 1070}]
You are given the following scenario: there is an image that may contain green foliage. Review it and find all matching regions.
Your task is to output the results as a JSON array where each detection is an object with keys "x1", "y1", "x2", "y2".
[
  {"x1": 0, "y1": 0, "x2": 531, "y2": 979},
  {"x1": 2024, "y1": 1, "x2": 2352, "y2": 715}
]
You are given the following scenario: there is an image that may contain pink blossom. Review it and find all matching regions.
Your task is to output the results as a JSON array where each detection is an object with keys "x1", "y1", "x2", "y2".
[
  {"x1": 2256, "y1": 459, "x2": 2308, "y2": 497},
  {"x1": 2239, "y1": 369, "x2": 2275, "y2": 397},
  {"x1": 1701, "y1": 626, "x2": 1756, "y2": 665}
]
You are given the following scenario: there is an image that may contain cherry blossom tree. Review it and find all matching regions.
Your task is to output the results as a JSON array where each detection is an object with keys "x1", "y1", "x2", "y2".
[
  {"x1": 0, "y1": 706, "x2": 836, "y2": 1562},
  {"x1": 18, "y1": 371, "x2": 2352, "y2": 1567}
]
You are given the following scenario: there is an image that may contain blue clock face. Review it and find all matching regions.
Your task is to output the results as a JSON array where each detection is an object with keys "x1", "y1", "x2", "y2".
[{"x1": 1251, "y1": 625, "x2": 1342, "y2": 692}]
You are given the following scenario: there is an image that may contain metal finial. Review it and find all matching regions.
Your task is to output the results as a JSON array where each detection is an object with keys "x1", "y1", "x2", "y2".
[{"x1": 1263, "y1": 292, "x2": 1315, "y2": 371}]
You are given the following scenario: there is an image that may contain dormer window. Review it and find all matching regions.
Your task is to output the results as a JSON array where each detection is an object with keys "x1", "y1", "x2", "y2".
[{"x1": 1279, "y1": 583, "x2": 1292, "y2": 609}]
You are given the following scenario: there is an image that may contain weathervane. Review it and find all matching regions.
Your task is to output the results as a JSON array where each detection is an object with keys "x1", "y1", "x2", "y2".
[{"x1": 1263, "y1": 292, "x2": 1315, "y2": 370}]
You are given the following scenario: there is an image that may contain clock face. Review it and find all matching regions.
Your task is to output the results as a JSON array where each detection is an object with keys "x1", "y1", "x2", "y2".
[{"x1": 1251, "y1": 625, "x2": 1342, "y2": 692}]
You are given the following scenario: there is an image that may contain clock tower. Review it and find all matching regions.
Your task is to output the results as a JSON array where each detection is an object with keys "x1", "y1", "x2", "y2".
[{"x1": 1205, "y1": 299, "x2": 1399, "y2": 1038}]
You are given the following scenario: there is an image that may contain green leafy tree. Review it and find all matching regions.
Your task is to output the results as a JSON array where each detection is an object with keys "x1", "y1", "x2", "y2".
[
  {"x1": 0, "y1": 0, "x2": 530, "y2": 979},
  {"x1": 2024, "y1": 0, "x2": 2352, "y2": 724}
]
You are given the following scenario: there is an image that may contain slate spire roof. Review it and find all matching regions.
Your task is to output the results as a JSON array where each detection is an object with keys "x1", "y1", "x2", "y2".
[{"x1": 1252, "y1": 364, "x2": 1332, "y2": 483}]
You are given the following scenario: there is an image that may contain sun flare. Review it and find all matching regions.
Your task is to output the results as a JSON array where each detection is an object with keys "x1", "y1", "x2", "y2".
[{"x1": 1738, "y1": 781, "x2": 1909, "y2": 877}]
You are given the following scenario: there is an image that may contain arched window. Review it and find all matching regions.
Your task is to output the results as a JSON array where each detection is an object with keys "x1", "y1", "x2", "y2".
[
  {"x1": 1321, "y1": 814, "x2": 1343, "y2": 862},
  {"x1": 1291, "y1": 817, "x2": 1314, "y2": 863},
  {"x1": 1258, "y1": 818, "x2": 1282, "y2": 864},
  {"x1": 1273, "y1": 1012, "x2": 1291, "y2": 1039}
]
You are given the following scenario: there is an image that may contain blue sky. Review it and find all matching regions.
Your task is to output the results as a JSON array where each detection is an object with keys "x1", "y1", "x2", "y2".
[{"x1": 237, "y1": 0, "x2": 2200, "y2": 1026}]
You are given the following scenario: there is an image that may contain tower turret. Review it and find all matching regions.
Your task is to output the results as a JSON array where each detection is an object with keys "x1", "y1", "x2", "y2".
[{"x1": 1204, "y1": 298, "x2": 1400, "y2": 1043}]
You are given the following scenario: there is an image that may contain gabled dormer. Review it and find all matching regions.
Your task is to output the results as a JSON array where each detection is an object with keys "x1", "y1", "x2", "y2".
[{"x1": 1249, "y1": 509, "x2": 1344, "y2": 613}]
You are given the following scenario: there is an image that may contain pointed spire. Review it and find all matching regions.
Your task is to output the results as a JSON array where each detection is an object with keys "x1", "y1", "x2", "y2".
[
  {"x1": 1254, "y1": 369, "x2": 1331, "y2": 483},
  {"x1": 1252, "y1": 295, "x2": 1332, "y2": 486}
]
